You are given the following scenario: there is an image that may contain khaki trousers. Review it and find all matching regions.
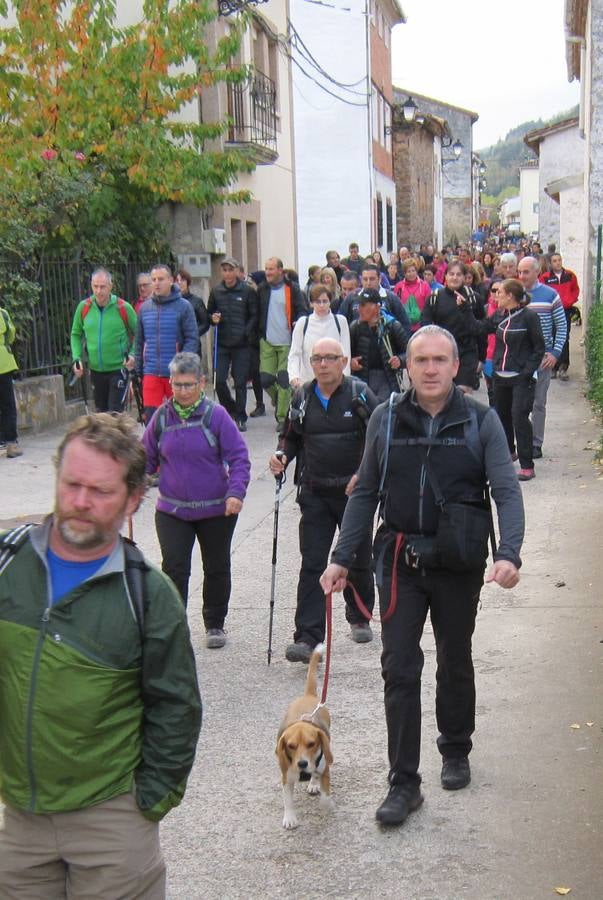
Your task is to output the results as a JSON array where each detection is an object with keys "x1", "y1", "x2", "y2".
[{"x1": 0, "y1": 792, "x2": 166, "y2": 899}]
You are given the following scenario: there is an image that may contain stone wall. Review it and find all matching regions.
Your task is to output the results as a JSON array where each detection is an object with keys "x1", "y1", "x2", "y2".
[
  {"x1": 392, "y1": 127, "x2": 435, "y2": 248},
  {"x1": 14, "y1": 376, "x2": 84, "y2": 434}
]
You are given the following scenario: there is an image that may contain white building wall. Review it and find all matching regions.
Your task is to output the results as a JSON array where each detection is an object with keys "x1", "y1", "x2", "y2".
[
  {"x1": 290, "y1": 0, "x2": 371, "y2": 276},
  {"x1": 537, "y1": 124, "x2": 584, "y2": 249},
  {"x1": 520, "y1": 167, "x2": 540, "y2": 235},
  {"x1": 559, "y1": 184, "x2": 585, "y2": 291}
]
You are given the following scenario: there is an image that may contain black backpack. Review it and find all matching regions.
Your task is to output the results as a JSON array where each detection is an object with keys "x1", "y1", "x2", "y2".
[{"x1": 0, "y1": 525, "x2": 149, "y2": 639}]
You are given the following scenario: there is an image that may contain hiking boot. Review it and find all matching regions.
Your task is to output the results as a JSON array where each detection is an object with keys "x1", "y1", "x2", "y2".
[
  {"x1": 285, "y1": 641, "x2": 313, "y2": 663},
  {"x1": 375, "y1": 783, "x2": 424, "y2": 826},
  {"x1": 237, "y1": 418, "x2": 247, "y2": 433},
  {"x1": 249, "y1": 404, "x2": 266, "y2": 418},
  {"x1": 518, "y1": 468, "x2": 535, "y2": 481},
  {"x1": 559, "y1": 368, "x2": 569, "y2": 382},
  {"x1": 6, "y1": 443, "x2": 23, "y2": 458},
  {"x1": 350, "y1": 623, "x2": 373, "y2": 643},
  {"x1": 206, "y1": 628, "x2": 226, "y2": 649},
  {"x1": 441, "y1": 756, "x2": 471, "y2": 790},
  {"x1": 532, "y1": 446, "x2": 543, "y2": 459}
]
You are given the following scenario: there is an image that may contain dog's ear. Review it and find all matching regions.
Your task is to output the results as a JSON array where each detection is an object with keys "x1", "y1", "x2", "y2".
[
  {"x1": 276, "y1": 734, "x2": 292, "y2": 777},
  {"x1": 319, "y1": 730, "x2": 334, "y2": 766}
]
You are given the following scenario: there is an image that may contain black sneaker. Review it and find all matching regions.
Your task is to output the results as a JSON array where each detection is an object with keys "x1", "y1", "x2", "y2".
[
  {"x1": 285, "y1": 641, "x2": 313, "y2": 663},
  {"x1": 375, "y1": 783, "x2": 424, "y2": 826},
  {"x1": 249, "y1": 404, "x2": 266, "y2": 418},
  {"x1": 206, "y1": 628, "x2": 226, "y2": 649},
  {"x1": 350, "y1": 623, "x2": 373, "y2": 643},
  {"x1": 532, "y1": 446, "x2": 543, "y2": 459},
  {"x1": 237, "y1": 418, "x2": 247, "y2": 433},
  {"x1": 441, "y1": 756, "x2": 471, "y2": 790}
]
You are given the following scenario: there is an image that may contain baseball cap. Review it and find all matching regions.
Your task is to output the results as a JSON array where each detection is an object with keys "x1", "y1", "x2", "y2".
[
  {"x1": 358, "y1": 289, "x2": 381, "y2": 304},
  {"x1": 221, "y1": 256, "x2": 239, "y2": 269}
]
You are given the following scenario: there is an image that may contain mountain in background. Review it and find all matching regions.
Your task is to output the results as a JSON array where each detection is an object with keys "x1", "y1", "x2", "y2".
[{"x1": 478, "y1": 105, "x2": 579, "y2": 203}]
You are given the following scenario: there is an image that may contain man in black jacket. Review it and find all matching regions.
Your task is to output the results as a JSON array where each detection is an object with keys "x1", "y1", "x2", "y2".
[
  {"x1": 176, "y1": 269, "x2": 210, "y2": 345},
  {"x1": 321, "y1": 326, "x2": 525, "y2": 827},
  {"x1": 208, "y1": 257, "x2": 259, "y2": 432},
  {"x1": 269, "y1": 337, "x2": 378, "y2": 662},
  {"x1": 349, "y1": 290, "x2": 408, "y2": 401}
]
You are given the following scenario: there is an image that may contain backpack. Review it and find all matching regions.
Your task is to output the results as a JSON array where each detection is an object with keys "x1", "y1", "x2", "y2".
[
  {"x1": 290, "y1": 376, "x2": 371, "y2": 429},
  {"x1": 302, "y1": 314, "x2": 341, "y2": 340},
  {"x1": 404, "y1": 294, "x2": 421, "y2": 325},
  {"x1": 0, "y1": 525, "x2": 149, "y2": 639},
  {"x1": 153, "y1": 398, "x2": 217, "y2": 449},
  {"x1": 81, "y1": 296, "x2": 134, "y2": 341}
]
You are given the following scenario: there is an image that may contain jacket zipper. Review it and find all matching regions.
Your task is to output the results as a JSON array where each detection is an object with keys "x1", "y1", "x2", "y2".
[{"x1": 26, "y1": 606, "x2": 51, "y2": 810}]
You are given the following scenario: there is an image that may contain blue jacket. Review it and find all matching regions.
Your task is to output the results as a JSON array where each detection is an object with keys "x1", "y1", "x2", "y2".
[{"x1": 135, "y1": 287, "x2": 199, "y2": 377}]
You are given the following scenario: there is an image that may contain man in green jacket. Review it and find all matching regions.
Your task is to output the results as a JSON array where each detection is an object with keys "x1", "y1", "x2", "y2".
[
  {"x1": 70, "y1": 268, "x2": 138, "y2": 412},
  {"x1": 0, "y1": 413, "x2": 202, "y2": 898},
  {"x1": 0, "y1": 304, "x2": 23, "y2": 457}
]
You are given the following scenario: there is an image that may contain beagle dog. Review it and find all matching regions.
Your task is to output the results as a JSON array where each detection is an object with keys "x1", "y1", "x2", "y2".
[{"x1": 276, "y1": 644, "x2": 333, "y2": 829}]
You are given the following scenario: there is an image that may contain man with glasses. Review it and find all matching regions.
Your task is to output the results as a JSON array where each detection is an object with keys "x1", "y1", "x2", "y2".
[
  {"x1": 268, "y1": 337, "x2": 378, "y2": 662},
  {"x1": 134, "y1": 273, "x2": 153, "y2": 314}
]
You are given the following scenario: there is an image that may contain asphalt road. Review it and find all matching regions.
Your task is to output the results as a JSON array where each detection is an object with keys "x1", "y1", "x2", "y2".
[{"x1": 1, "y1": 336, "x2": 602, "y2": 899}]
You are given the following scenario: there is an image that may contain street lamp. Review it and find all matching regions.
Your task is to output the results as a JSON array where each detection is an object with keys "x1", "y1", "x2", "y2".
[
  {"x1": 441, "y1": 136, "x2": 463, "y2": 164},
  {"x1": 218, "y1": 0, "x2": 269, "y2": 15},
  {"x1": 402, "y1": 95, "x2": 418, "y2": 122},
  {"x1": 479, "y1": 160, "x2": 487, "y2": 176}
]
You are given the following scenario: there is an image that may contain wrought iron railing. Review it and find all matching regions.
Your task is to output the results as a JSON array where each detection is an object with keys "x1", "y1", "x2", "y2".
[{"x1": 227, "y1": 69, "x2": 277, "y2": 155}]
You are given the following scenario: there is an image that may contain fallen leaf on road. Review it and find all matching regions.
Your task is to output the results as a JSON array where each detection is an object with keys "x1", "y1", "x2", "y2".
[
  {"x1": 555, "y1": 581, "x2": 566, "y2": 587},
  {"x1": 570, "y1": 724, "x2": 581, "y2": 729},
  {"x1": 579, "y1": 484, "x2": 586, "y2": 489},
  {"x1": 554, "y1": 889, "x2": 571, "y2": 896},
  {"x1": 586, "y1": 722, "x2": 594, "y2": 727}
]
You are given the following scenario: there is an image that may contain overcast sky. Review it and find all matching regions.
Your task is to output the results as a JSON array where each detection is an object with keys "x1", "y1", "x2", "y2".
[{"x1": 391, "y1": 0, "x2": 581, "y2": 150}]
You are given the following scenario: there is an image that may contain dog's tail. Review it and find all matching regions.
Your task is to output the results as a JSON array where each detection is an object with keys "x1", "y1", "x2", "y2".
[{"x1": 305, "y1": 643, "x2": 324, "y2": 697}]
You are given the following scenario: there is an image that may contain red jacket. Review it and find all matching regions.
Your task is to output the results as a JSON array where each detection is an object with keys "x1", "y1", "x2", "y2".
[{"x1": 539, "y1": 268, "x2": 579, "y2": 310}]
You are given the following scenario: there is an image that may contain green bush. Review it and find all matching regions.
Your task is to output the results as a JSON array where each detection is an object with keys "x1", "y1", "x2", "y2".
[{"x1": 586, "y1": 302, "x2": 603, "y2": 414}]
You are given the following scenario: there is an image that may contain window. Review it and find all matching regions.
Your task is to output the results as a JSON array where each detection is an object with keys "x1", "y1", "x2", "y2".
[
  {"x1": 246, "y1": 221, "x2": 258, "y2": 273},
  {"x1": 376, "y1": 194, "x2": 384, "y2": 247},
  {"x1": 230, "y1": 218, "x2": 242, "y2": 263},
  {"x1": 386, "y1": 201, "x2": 393, "y2": 253}
]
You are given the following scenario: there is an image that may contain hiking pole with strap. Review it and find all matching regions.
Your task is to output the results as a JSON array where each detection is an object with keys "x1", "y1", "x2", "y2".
[
  {"x1": 379, "y1": 315, "x2": 404, "y2": 392},
  {"x1": 69, "y1": 361, "x2": 90, "y2": 414},
  {"x1": 212, "y1": 324, "x2": 219, "y2": 400},
  {"x1": 267, "y1": 451, "x2": 285, "y2": 665}
]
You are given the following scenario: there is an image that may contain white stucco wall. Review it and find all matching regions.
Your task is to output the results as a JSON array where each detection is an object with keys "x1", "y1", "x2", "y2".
[
  {"x1": 290, "y1": 0, "x2": 372, "y2": 275},
  {"x1": 559, "y1": 184, "x2": 585, "y2": 291},
  {"x1": 537, "y1": 124, "x2": 584, "y2": 249},
  {"x1": 520, "y1": 167, "x2": 540, "y2": 235}
]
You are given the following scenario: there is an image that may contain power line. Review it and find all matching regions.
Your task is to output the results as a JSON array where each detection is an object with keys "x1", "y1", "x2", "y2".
[{"x1": 287, "y1": 20, "x2": 367, "y2": 91}]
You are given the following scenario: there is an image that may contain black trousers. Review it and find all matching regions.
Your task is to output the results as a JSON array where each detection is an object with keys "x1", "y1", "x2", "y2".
[
  {"x1": 248, "y1": 344, "x2": 264, "y2": 406},
  {"x1": 493, "y1": 374, "x2": 535, "y2": 469},
  {"x1": 295, "y1": 487, "x2": 375, "y2": 646},
  {"x1": 0, "y1": 372, "x2": 18, "y2": 443},
  {"x1": 155, "y1": 510, "x2": 237, "y2": 629},
  {"x1": 90, "y1": 369, "x2": 127, "y2": 413},
  {"x1": 379, "y1": 562, "x2": 483, "y2": 787},
  {"x1": 216, "y1": 346, "x2": 250, "y2": 421}
]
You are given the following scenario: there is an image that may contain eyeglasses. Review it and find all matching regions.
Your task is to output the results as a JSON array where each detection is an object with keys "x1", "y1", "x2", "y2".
[
  {"x1": 171, "y1": 381, "x2": 200, "y2": 391},
  {"x1": 310, "y1": 354, "x2": 342, "y2": 364}
]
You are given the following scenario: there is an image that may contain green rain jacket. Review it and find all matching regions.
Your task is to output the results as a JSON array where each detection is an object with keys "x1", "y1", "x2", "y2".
[
  {"x1": 0, "y1": 519, "x2": 202, "y2": 820},
  {"x1": 70, "y1": 294, "x2": 137, "y2": 372}
]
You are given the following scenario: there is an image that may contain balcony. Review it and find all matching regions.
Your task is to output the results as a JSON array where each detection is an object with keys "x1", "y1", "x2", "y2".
[{"x1": 226, "y1": 69, "x2": 278, "y2": 164}]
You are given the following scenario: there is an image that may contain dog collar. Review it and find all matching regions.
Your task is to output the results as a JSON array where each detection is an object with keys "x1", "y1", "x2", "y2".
[{"x1": 315, "y1": 749, "x2": 326, "y2": 774}]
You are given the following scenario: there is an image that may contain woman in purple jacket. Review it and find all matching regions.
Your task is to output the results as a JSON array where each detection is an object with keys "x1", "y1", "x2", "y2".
[{"x1": 143, "y1": 352, "x2": 251, "y2": 649}]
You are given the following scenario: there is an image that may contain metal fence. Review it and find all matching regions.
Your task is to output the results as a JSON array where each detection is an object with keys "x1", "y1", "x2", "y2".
[{"x1": 3, "y1": 259, "x2": 154, "y2": 385}]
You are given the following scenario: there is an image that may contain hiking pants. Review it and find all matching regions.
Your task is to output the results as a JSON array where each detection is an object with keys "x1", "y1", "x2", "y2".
[
  {"x1": 493, "y1": 374, "x2": 535, "y2": 469},
  {"x1": 90, "y1": 369, "x2": 127, "y2": 413},
  {"x1": 379, "y1": 562, "x2": 483, "y2": 787},
  {"x1": 259, "y1": 339, "x2": 290, "y2": 421},
  {"x1": 295, "y1": 487, "x2": 374, "y2": 646},
  {"x1": 155, "y1": 510, "x2": 237, "y2": 629},
  {"x1": 0, "y1": 372, "x2": 18, "y2": 443},
  {"x1": 0, "y1": 792, "x2": 165, "y2": 900},
  {"x1": 531, "y1": 366, "x2": 553, "y2": 449},
  {"x1": 215, "y1": 345, "x2": 250, "y2": 422}
]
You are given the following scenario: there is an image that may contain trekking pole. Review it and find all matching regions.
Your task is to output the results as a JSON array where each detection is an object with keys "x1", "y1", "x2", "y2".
[
  {"x1": 267, "y1": 451, "x2": 285, "y2": 665},
  {"x1": 212, "y1": 323, "x2": 219, "y2": 400},
  {"x1": 69, "y1": 361, "x2": 90, "y2": 415},
  {"x1": 380, "y1": 317, "x2": 404, "y2": 392}
]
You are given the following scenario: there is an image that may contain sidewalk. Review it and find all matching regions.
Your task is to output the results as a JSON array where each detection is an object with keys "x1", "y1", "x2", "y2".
[{"x1": 1, "y1": 342, "x2": 602, "y2": 899}]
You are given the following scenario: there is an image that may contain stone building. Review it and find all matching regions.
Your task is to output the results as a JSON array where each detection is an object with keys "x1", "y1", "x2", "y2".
[
  {"x1": 392, "y1": 90, "x2": 478, "y2": 247},
  {"x1": 564, "y1": 0, "x2": 603, "y2": 314},
  {"x1": 290, "y1": 0, "x2": 405, "y2": 277}
]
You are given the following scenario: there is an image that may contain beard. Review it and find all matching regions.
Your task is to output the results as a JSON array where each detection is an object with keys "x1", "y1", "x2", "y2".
[{"x1": 54, "y1": 514, "x2": 114, "y2": 551}]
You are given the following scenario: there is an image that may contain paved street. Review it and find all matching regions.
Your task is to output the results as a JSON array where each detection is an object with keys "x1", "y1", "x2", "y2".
[{"x1": 1, "y1": 339, "x2": 602, "y2": 899}]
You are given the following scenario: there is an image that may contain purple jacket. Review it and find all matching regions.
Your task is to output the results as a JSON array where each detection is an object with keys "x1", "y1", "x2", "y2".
[{"x1": 142, "y1": 398, "x2": 250, "y2": 521}]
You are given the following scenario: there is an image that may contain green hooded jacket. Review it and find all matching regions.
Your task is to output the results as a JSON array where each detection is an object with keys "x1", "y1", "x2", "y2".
[
  {"x1": 0, "y1": 519, "x2": 202, "y2": 820},
  {"x1": 70, "y1": 295, "x2": 137, "y2": 372}
]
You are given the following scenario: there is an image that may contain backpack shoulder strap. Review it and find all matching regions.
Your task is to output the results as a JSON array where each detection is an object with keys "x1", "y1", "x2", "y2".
[
  {"x1": 122, "y1": 538, "x2": 150, "y2": 640},
  {"x1": 0, "y1": 524, "x2": 36, "y2": 575},
  {"x1": 378, "y1": 393, "x2": 398, "y2": 498},
  {"x1": 116, "y1": 298, "x2": 135, "y2": 340},
  {"x1": 80, "y1": 297, "x2": 93, "y2": 322},
  {"x1": 334, "y1": 314, "x2": 341, "y2": 336},
  {"x1": 463, "y1": 401, "x2": 488, "y2": 467},
  {"x1": 154, "y1": 403, "x2": 169, "y2": 448}
]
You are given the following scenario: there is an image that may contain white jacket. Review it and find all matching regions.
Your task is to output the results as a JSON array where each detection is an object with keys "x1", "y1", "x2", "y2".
[{"x1": 287, "y1": 312, "x2": 351, "y2": 384}]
